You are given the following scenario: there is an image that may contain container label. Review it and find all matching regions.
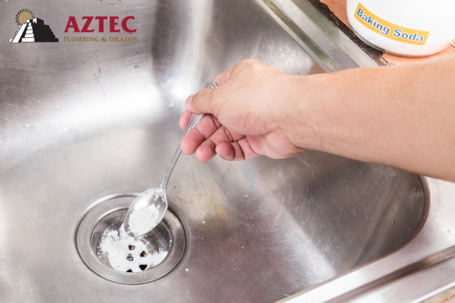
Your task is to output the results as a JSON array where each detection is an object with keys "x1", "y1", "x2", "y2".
[{"x1": 354, "y1": 3, "x2": 429, "y2": 45}]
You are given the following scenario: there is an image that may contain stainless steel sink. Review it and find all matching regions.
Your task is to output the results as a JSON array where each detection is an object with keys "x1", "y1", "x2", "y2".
[{"x1": 0, "y1": 0, "x2": 454, "y2": 302}]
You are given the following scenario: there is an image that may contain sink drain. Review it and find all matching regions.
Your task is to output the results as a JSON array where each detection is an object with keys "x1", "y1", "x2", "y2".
[{"x1": 76, "y1": 194, "x2": 185, "y2": 284}]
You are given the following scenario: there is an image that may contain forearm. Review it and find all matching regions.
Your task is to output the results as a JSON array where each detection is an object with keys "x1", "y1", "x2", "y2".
[{"x1": 284, "y1": 56, "x2": 455, "y2": 181}]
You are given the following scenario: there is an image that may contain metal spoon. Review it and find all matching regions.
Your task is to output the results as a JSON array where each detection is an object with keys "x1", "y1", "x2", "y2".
[{"x1": 124, "y1": 81, "x2": 218, "y2": 237}]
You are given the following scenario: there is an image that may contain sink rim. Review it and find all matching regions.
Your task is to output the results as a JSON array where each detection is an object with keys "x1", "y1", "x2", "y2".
[{"x1": 279, "y1": 176, "x2": 455, "y2": 303}]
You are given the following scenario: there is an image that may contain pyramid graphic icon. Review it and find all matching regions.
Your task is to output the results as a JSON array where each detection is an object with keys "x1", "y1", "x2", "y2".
[{"x1": 10, "y1": 18, "x2": 58, "y2": 43}]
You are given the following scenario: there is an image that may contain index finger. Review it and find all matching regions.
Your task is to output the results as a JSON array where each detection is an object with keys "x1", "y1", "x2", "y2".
[{"x1": 179, "y1": 109, "x2": 193, "y2": 130}]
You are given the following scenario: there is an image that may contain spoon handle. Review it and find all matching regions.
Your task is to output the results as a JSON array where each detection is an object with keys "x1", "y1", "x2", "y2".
[{"x1": 161, "y1": 81, "x2": 218, "y2": 189}]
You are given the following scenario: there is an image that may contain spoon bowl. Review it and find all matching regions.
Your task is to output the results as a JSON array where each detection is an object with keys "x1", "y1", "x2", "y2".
[
  {"x1": 124, "y1": 188, "x2": 167, "y2": 237},
  {"x1": 124, "y1": 81, "x2": 218, "y2": 237}
]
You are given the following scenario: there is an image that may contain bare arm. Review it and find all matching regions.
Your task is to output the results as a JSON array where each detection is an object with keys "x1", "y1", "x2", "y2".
[{"x1": 180, "y1": 57, "x2": 455, "y2": 182}]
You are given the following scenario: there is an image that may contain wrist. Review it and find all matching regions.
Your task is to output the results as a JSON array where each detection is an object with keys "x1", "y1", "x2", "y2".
[{"x1": 277, "y1": 72, "x2": 333, "y2": 152}]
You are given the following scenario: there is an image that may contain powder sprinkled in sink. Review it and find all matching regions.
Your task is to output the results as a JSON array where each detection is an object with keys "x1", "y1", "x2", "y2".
[
  {"x1": 99, "y1": 223, "x2": 167, "y2": 273},
  {"x1": 129, "y1": 206, "x2": 160, "y2": 236}
]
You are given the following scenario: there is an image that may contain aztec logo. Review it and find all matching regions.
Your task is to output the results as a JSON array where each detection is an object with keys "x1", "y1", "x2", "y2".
[{"x1": 10, "y1": 9, "x2": 59, "y2": 43}]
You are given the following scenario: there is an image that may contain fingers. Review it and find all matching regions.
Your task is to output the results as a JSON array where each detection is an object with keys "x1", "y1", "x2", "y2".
[
  {"x1": 194, "y1": 127, "x2": 261, "y2": 162},
  {"x1": 213, "y1": 138, "x2": 261, "y2": 162},
  {"x1": 181, "y1": 61, "x2": 264, "y2": 162},
  {"x1": 180, "y1": 116, "x2": 262, "y2": 162},
  {"x1": 195, "y1": 140, "x2": 218, "y2": 163},
  {"x1": 179, "y1": 109, "x2": 193, "y2": 130},
  {"x1": 237, "y1": 137, "x2": 261, "y2": 160},
  {"x1": 181, "y1": 115, "x2": 252, "y2": 163},
  {"x1": 185, "y1": 88, "x2": 215, "y2": 115},
  {"x1": 180, "y1": 115, "x2": 220, "y2": 155},
  {"x1": 195, "y1": 126, "x2": 242, "y2": 162},
  {"x1": 184, "y1": 67, "x2": 233, "y2": 115},
  {"x1": 216, "y1": 142, "x2": 246, "y2": 161}
]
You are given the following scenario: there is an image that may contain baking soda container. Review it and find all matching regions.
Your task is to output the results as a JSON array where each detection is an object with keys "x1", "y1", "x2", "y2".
[{"x1": 347, "y1": 0, "x2": 455, "y2": 57}]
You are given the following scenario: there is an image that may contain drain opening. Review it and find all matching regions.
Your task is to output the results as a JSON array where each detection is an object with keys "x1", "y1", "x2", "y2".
[
  {"x1": 76, "y1": 194, "x2": 186, "y2": 284},
  {"x1": 139, "y1": 264, "x2": 147, "y2": 270},
  {"x1": 94, "y1": 209, "x2": 168, "y2": 273}
]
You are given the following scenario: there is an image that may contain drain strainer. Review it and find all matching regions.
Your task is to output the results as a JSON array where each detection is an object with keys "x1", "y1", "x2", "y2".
[{"x1": 76, "y1": 194, "x2": 185, "y2": 284}]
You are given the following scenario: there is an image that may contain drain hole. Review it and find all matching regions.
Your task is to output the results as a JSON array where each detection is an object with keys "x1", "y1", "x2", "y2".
[
  {"x1": 76, "y1": 194, "x2": 186, "y2": 284},
  {"x1": 97, "y1": 222, "x2": 166, "y2": 273},
  {"x1": 139, "y1": 264, "x2": 147, "y2": 271}
]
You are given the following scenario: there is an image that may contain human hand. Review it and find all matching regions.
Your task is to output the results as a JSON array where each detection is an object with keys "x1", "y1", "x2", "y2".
[{"x1": 179, "y1": 59, "x2": 306, "y2": 162}]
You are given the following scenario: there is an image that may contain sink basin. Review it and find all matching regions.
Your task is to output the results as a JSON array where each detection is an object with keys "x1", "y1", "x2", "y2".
[{"x1": 0, "y1": 0, "x2": 446, "y2": 302}]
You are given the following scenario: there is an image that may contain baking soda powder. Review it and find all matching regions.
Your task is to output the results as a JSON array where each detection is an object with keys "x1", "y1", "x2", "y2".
[
  {"x1": 99, "y1": 223, "x2": 167, "y2": 272},
  {"x1": 129, "y1": 205, "x2": 160, "y2": 236}
]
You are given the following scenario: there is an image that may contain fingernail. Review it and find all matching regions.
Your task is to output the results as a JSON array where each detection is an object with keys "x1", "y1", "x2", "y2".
[{"x1": 185, "y1": 95, "x2": 194, "y2": 109}]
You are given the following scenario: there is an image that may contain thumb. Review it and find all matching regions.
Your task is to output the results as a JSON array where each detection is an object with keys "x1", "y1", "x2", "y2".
[
  {"x1": 185, "y1": 87, "x2": 216, "y2": 115},
  {"x1": 185, "y1": 66, "x2": 232, "y2": 114}
]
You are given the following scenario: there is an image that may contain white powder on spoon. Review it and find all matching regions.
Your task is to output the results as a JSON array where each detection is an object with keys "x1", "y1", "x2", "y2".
[{"x1": 129, "y1": 205, "x2": 160, "y2": 236}]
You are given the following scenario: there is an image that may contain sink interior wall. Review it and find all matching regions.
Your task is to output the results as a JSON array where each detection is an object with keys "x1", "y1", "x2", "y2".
[{"x1": 0, "y1": 0, "x2": 424, "y2": 302}]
